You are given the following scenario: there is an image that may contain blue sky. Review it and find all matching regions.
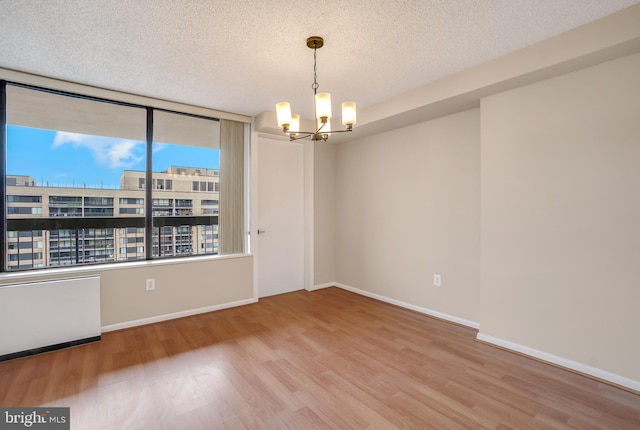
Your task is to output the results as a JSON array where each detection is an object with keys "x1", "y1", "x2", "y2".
[{"x1": 7, "y1": 125, "x2": 220, "y2": 188}]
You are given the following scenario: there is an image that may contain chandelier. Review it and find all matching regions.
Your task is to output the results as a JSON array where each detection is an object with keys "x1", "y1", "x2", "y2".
[{"x1": 276, "y1": 36, "x2": 356, "y2": 141}]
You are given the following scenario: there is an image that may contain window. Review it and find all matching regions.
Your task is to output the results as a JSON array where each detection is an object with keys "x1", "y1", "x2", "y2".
[
  {"x1": 153, "y1": 178, "x2": 169, "y2": 190},
  {"x1": 3, "y1": 82, "x2": 244, "y2": 272},
  {"x1": 49, "y1": 207, "x2": 83, "y2": 217},
  {"x1": 119, "y1": 208, "x2": 144, "y2": 215},
  {"x1": 50, "y1": 196, "x2": 82, "y2": 205},
  {"x1": 124, "y1": 246, "x2": 144, "y2": 254},
  {"x1": 119, "y1": 227, "x2": 144, "y2": 235},
  {"x1": 153, "y1": 198, "x2": 173, "y2": 207},
  {"x1": 84, "y1": 208, "x2": 114, "y2": 216},
  {"x1": 84, "y1": 197, "x2": 114, "y2": 206},
  {"x1": 152, "y1": 110, "x2": 221, "y2": 258},
  {"x1": 8, "y1": 195, "x2": 42, "y2": 203},
  {"x1": 8, "y1": 207, "x2": 42, "y2": 215},
  {"x1": 4, "y1": 84, "x2": 146, "y2": 271},
  {"x1": 120, "y1": 198, "x2": 144, "y2": 205}
]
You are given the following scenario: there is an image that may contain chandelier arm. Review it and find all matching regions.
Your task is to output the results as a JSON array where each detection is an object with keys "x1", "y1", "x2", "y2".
[
  {"x1": 289, "y1": 133, "x2": 315, "y2": 142},
  {"x1": 291, "y1": 128, "x2": 353, "y2": 136},
  {"x1": 323, "y1": 129, "x2": 352, "y2": 134}
]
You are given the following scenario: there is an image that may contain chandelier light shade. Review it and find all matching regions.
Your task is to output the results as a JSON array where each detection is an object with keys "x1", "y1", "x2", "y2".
[
  {"x1": 290, "y1": 113, "x2": 300, "y2": 135},
  {"x1": 342, "y1": 101, "x2": 357, "y2": 127},
  {"x1": 276, "y1": 36, "x2": 356, "y2": 141},
  {"x1": 315, "y1": 93, "x2": 332, "y2": 120},
  {"x1": 276, "y1": 102, "x2": 292, "y2": 129}
]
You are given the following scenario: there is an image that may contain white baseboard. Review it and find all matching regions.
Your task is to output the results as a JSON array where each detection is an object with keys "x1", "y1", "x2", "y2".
[
  {"x1": 333, "y1": 282, "x2": 480, "y2": 330},
  {"x1": 476, "y1": 333, "x2": 640, "y2": 393},
  {"x1": 309, "y1": 282, "x2": 335, "y2": 291},
  {"x1": 101, "y1": 297, "x2": 258, "y2": 332}
]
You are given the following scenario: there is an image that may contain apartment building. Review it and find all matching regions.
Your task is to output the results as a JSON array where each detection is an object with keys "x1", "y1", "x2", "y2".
[{"x1": 5, "y1": 166, "x2": 219, "y2": 271}]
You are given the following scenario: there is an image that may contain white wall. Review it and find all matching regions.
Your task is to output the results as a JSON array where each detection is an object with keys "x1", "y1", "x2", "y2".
[
  {"x1": 0, "y1": 256, "x2": 254, "y2": 329},
  {"x1": 329, "y1": 51, "x2": 640, "y2": 389},
  {"x1": 334, "y1": 109, "x2": 481, "y2": 323},
  {"x1": 480, "y1": 52, "x2": 640, "y2": 383},
  {"x1": 314, "y1": 141, "x2": 337, "y2": 286}
]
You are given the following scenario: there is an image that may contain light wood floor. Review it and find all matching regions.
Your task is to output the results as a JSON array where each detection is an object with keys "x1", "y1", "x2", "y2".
[{"x1": 0, "y1": 287, "x2": 638, "y2": 429}]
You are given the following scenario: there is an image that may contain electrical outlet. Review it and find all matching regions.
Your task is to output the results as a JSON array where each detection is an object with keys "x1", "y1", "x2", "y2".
[
  {"x1": 433, "y1": 274, "x2": 441, "y2": 287},
  {"x1": 145, "y1": 278, "x2": 155, "y2": 291}
]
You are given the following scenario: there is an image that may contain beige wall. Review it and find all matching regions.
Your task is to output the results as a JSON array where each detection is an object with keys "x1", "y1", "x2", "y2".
[
  {"x1": 480, "y1": 52, "x2": 640, "y2": 382},
  {"x1": 334, "y1": 109, "x2": 481, "y2": 323},
  {"x1": 0, "y1": 256, "x2": 254, "y2": 328},
  {"x1": 313, "y1": 142, "x2": 337, "y2": 285}
]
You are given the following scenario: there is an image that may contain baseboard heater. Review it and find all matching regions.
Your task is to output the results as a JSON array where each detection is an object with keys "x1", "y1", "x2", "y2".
[{"x1": 0, "y1": 276, "x2": 101, "y2": 362}]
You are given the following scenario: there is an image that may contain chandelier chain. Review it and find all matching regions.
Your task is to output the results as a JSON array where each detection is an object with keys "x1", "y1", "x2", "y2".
[{"x1": 312, "y1": 44, "x2": 319, "y2": 94}]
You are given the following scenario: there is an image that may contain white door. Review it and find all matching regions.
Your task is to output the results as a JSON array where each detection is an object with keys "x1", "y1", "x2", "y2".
[{"x1": 256, "y1": 136, "x2": 304, "y2": 298}]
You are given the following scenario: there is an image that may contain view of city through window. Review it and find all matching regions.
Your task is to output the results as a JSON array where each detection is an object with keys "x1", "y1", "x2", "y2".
[{"x1": 5, "y1": 124, "x2": 221, "y2": 271}]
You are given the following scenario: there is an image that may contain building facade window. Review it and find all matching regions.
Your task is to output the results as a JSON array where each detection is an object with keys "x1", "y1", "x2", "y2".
[
  {"x1": 8, "y1": 195, "x2": 42, "y2": 203},
  {"x1": 7, "y1": 207, "x2": 42, "y2": 215},
  {"x1": 119, "y1": 207, "x2": 144, "y2": 215},
  {"x1": 84, "y1": 208, "x2": 114, "y2": 216},
  {"x1": 120, "y1": 198, "x2": 144, "y2": 205},
  {"x1": 49, "y1": 196, "x2": 82, "y2": 205},
  {"x1": 49, "y1": 207, "x2": 83, "y2": 217},
  {"x1": 84, "y1": 197, "x2": 114, "y2": 206}
]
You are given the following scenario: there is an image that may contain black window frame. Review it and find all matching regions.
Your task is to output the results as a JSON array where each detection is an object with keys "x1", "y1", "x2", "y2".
[{"x1": 1, "y1": 80, "x2": 220, "y2": 272}]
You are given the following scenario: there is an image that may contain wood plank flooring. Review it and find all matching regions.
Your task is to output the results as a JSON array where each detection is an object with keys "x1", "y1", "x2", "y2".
[{"x1": 0, "y1": 287, "x2": 638, "y2": 429}]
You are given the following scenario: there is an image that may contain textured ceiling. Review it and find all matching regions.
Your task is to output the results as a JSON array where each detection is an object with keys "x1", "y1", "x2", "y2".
[{"x1": 1, "y1": 0, "x2": 639, "y2": 120}]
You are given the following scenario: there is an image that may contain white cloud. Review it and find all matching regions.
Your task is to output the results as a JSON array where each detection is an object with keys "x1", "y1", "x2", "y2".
[
  {"x1": 53, "y1": 131, "x2": 87, "y2": 147},
  {"x1": 105, "y1": 140, "x2": 144, "y2": 168},
  {"x1": 153, "y1": 142, "x2": 167, "y2": 153},
  {"x1": 53, "y1": 132, "x2": 144, "y2": 169}
]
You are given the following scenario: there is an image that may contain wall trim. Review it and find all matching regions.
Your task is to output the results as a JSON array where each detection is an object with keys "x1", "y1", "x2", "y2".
[
  {"x1": 101, "y1": 297, "x2": 258, "y2": 332},
  {"x1": 310, "y1": 282, "x2": 335, "y2": 291},
  {"x1": 476, "y1": 333, "x2": 640, "y2": 393},
  {"x1": 333, "y1": 282, "x2": 480, "y2": 329}
]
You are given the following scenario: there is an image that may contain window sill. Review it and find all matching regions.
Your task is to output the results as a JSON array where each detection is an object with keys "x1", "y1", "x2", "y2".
[{"x1": 0, "y1": 253, "x2": 251, "y2": 283}]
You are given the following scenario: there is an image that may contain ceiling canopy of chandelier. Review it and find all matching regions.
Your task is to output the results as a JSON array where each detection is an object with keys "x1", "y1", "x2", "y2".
[{"x1": 276, "y1": 36, "x2": 356, "y2": 142}]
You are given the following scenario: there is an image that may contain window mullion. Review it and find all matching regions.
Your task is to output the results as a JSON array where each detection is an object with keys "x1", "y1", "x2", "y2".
[
  {"x1": 0, "y1": 81, "x2": 6, "y2": 272},
  {"x1": 145, "y1": 107, "x2": 153, "y2": 260}
]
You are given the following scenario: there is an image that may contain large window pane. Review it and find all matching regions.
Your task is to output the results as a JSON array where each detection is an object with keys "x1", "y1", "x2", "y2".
[
  {"x1": 5, "y1": 85, "x2": 147, "y2": 271},
  {"x1": 151, "y1": 111, "x2": 220, "y2": 258},
  {"x1": 2, "y1": 83, "x2": 243, "y2": 273}
]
